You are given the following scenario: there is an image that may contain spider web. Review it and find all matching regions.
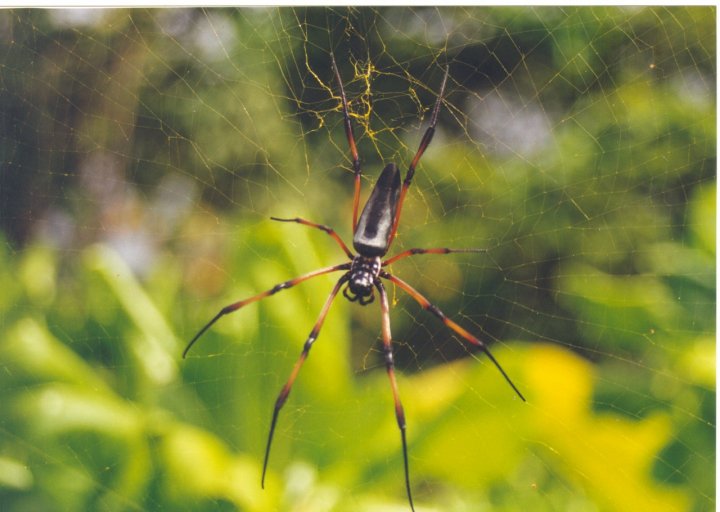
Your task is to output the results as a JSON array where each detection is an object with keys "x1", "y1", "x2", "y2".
[{"x1": 0, "y1": 7, "x2": 714, "y2": 512}]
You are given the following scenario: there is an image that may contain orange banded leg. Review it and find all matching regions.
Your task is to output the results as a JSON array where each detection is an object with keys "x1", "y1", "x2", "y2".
[
  {"x1": 383, "y1": 247, "x2": 485, "y2": 267},
  {"x1": 262, "y1": 274, "x2": 349, "y2": 487},
  {"x1": 382, "y1": 272, "x2": 525, "y2": 402},
  {"x1": 375, "y1": 280, "x2": 416, "y2": 512},
  {"x1": 271, "y1": 217, "x2": 354, "y2": 259},
  {"x1": 387, "y1": 67, "x2": 449, "y2": 247},
  {"x1": 182, "y1": 263, "x2": 351, "y2": 358},
  {"x1": 331, "y1": 53, "x2": 362, "y2": 232}
]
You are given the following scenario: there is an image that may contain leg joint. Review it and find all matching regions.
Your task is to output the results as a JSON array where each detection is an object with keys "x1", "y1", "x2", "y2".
[
  {"x1": 303, "y1": 335, "x2": 317, "y2": 352},
  {"x1": 425, "y1": 303, "x2": 444, "y2": 320},
  {"x1": 384, "y1": 347, "x2": 395, "y2": 369},
  {"x1": 271, "y1": 281, "x2": 290, "y2": 294}
]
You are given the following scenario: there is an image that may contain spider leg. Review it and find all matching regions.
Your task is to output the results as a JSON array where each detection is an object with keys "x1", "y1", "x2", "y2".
[
  {"x1": 270, "y1": 217, "x2": 354, "y2": 259},
  {"x1": 388, "y1": 66, "x2": 449, "y2": 247},
  {"x1": 183, "y1": 263, "x2": 351, "y2": 358},
  {"x1": 375, "y1": 279, "x2": 415, "y2": 512},
  {"x1": 331, "y1": 52, "x2": 362, "y2": 232},
  {"x1": 383, "y1": 247, "x2": 485, "y2": 267},
  {"x1": 262, "y1": 273, "x2": 350, "y2": 488},
  {"x1": 381, "y1": 271, "x2": 526, "y2": 402}
]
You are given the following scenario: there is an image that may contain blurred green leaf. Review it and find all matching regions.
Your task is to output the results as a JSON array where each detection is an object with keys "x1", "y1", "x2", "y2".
[{"x1": 1, "y1": 318, "x2": 110, "y2": 390}]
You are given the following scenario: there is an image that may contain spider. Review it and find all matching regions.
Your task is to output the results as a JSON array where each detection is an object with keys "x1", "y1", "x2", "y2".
[{"x1": 184, "y1": 54, "x2": 525, "y2": 511}]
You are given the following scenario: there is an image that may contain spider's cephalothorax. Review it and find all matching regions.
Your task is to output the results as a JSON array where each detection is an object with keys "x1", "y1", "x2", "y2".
[
  {"x1": 184, "y1": 54, "x2": 525, "y2": 512},
  {"x1": 344, "y1": 255, "x2": 381, "y2": 304}
]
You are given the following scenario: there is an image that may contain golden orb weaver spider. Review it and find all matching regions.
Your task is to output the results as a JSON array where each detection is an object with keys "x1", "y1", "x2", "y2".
[{"x1": 184, "y1": 53, "x2": 525, "y2": 511}]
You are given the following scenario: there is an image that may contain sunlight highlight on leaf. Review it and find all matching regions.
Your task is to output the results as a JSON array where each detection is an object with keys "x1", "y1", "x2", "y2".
[{"x1": 526, "y1": 344, "x2": 690, "y2": 512}]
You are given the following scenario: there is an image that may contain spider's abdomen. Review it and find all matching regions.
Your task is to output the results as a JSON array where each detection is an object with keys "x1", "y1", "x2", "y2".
[{"x1": 353, "y1": 163, "x2": 400, "y2": 257}]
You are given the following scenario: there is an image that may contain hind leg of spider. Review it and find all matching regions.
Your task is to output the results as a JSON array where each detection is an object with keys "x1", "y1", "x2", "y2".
[
  {"x1": 375, "y1": 280, "x2": 416, "y2": 512},
  {"x1": 330, "y1": 52, "x2": 362, "y2": 232},
  {"x1": 183, "y1": 263, "x2": 350, "y2": 358},
  {"x1": 387, "y1": 66, "x2": 449, "y2": 247},
  {"x1": 270, "y1": 216, "x2": 354, "y2": 259},
  {"x1": 262, "y1": 274, "x2": 350, "y2": 488},
  {"x1": 382, "y1": 271, "x2": 525, "y2": 402}
]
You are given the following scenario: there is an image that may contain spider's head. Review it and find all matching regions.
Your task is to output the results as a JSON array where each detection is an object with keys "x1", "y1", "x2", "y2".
[
  {"x1": 344, "y1": 256, "x2": 381, "y2": 306},
  {"x1": 347, "y1": 275, "x2": 374, "y2": 302}
]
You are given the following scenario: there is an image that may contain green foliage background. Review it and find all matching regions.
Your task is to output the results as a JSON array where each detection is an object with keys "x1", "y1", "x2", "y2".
[{"x1": 0, "y1": 7, "x2": 715, "y2": 512}]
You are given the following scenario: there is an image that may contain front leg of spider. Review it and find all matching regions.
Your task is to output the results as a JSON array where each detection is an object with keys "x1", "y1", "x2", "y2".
[
  {"x1": 261, "y1": 274, "x2": 350, "y2": 488},
  {"x1": 375, "y1": 279, "x2": 415, "y2": 511}
]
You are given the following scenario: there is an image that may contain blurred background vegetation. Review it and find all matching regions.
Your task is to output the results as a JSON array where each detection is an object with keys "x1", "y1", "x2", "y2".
[{"x1": 0, "y1": 6, "x2": 715, "y2": 512}]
